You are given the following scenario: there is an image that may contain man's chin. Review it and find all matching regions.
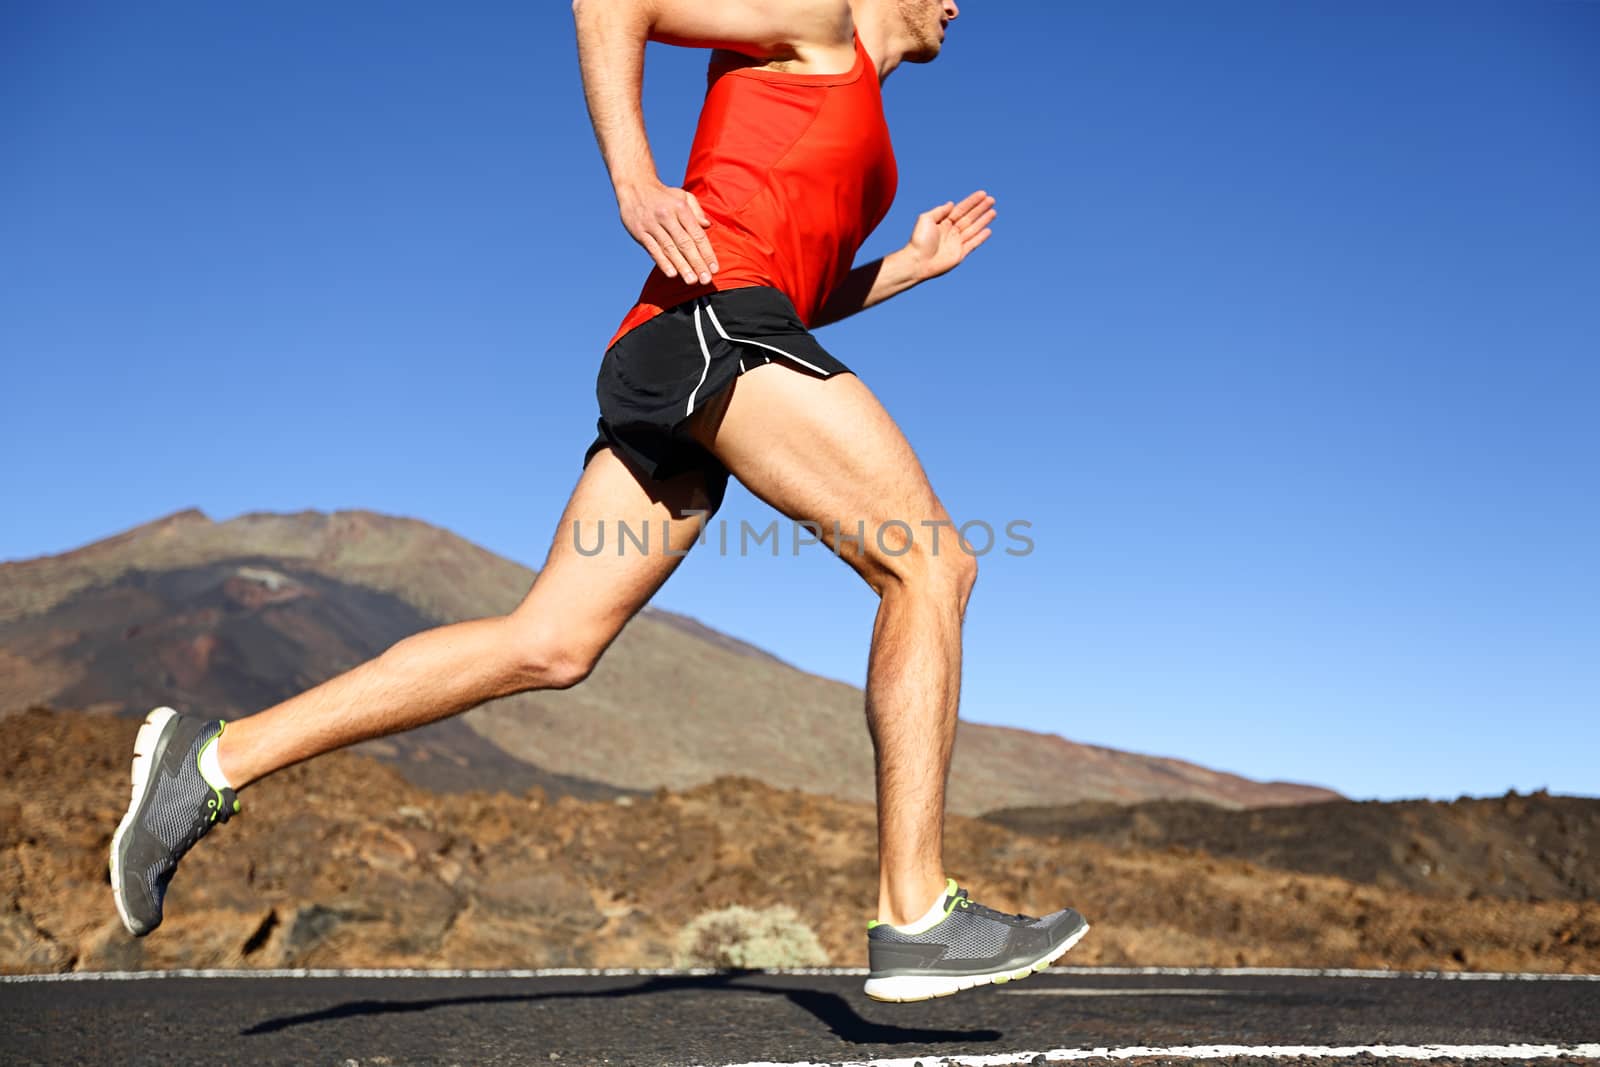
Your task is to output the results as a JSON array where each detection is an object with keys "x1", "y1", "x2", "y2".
[{"x1": 904, "y1": 41, "x2": 943, "y2": 64}]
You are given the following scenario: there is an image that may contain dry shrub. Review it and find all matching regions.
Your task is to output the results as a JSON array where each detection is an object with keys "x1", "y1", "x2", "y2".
[{"x1": 675, "y1": 904, "x2": 829, "y2": 969}]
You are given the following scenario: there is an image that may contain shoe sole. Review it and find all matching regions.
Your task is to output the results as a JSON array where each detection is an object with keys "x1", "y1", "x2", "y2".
[
  {"x1": 862, "y1": 920, "x2": 1090, "y2": 1003},
  {"x1": 109, "y1": 706, "x2": 180, "y2": 937}
]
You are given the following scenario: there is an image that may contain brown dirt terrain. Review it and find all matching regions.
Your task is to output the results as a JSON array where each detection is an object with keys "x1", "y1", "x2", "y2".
[
  {"x1": 3, "y1": 708, "x2": 1596, "y2": 976},
  {"x1": 983, "y1": 793, "x2": 1600, "y2": 904}
]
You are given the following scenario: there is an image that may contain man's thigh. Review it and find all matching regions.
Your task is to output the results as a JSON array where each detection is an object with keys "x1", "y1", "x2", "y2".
[
  {"x1": 684, "y1": 365, "x2": 954, "y2": 586},
  {"x1": 512, "y1": 446, "x2": 717, "y2": 648}
]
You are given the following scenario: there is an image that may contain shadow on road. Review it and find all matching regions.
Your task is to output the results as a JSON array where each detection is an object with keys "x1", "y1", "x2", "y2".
[{"x1": 239, "y1": 973, "x2": 1004, "y2": 1046}]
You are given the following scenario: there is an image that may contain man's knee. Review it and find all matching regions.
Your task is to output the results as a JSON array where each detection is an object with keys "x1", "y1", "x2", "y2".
[
  {"x1": 504, "y1": 619, "x2": 605, "y2": 692},
  {"x1": 872, "y1": 523, "x2": 979, "y2": 608},
  {"x1": 954, "y1": 548, "x2": 979, "y2": 616},
  {"x1": 946, "y1": 542, "x2": 980, "y2": 616}
]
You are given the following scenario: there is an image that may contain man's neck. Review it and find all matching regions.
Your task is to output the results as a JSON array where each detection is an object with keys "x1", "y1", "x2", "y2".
[{"x1": 850, "y1": 0, "x2": 908, "y2": 81}]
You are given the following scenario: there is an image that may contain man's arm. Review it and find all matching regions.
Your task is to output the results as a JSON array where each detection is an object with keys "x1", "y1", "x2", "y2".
[
  {"x1": 572, "y1": 0, "x2": 851, "y2": 286},
  {"x1": 813, "y1": 191, "x2": 997, "y2": 328}
]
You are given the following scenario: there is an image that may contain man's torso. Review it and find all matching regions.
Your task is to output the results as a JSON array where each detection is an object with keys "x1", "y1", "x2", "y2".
[{"x1": 608, "y1": 32, "x2": 898, "y2": 347}]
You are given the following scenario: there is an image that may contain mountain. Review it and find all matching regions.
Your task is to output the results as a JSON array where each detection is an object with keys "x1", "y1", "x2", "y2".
[{"x1": 0, "y1": 509, "x2": 1340, "y2": 812}]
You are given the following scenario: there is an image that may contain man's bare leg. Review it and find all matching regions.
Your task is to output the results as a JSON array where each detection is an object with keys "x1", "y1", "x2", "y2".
[
  {"x1": 216, "y1": 448, "x2": 717, "y2": 788},
  {"x1": 687, "y1": 367, "x2": 975, "y2": 927}
]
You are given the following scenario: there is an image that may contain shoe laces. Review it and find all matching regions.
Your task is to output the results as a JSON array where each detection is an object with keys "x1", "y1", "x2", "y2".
[
  {"x1": 175, "y1": 787, "x2": 234, "y2": 858},
  {"x1": 203, "y1": 790, "x2": 236, "y2": 827},
  {"x1": 951, "y1": 888, "x2": 1031, "y2": 923}
]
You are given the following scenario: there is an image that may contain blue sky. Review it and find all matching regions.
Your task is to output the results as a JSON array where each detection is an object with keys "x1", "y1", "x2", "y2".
[{"x1": 4, "y1": 1, "x2": 1596, "y2": 802}]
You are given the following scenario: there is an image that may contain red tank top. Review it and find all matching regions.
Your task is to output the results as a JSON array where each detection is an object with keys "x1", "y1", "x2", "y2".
[{"x1": 608, "y1": 33, "x2": 898, "y2": 346}]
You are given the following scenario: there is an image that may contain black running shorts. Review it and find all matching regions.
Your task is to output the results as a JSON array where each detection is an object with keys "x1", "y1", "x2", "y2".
[{"x1": 584, "y1": 286, "x2": 853, "y2": 510}]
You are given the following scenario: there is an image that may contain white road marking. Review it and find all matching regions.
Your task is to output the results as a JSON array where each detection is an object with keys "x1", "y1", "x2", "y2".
[
  {"x1": 1, "y1": 965, "x2": 1597, "y2": 983},
  {"x1": 998, "y1": 987, "x2": 1247, "y2": 997},
  {"x1": 1058, "y1": 965, "x2": 1600, "y2": 982},
  {"x1": 0, "y1": 966, "x2": 737, "y2": 982},
  {"x1": 707, "y1": 1047, "x2": 1600, "y2": 1067}
]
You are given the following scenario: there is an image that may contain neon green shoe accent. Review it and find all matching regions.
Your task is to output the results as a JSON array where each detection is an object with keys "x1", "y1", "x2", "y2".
[
  {"x1": 195, "y1": 721, "x2": 237, "y2": 823},
  {"x1": 195, "y1": 721, "x2": 225, "y2": 778},
  {"x1": 940, "y1": 877, "x2": 962, "y2": 916},
  {"x1": 870, "y1": 879, "x2": 962, "y2": 934}
]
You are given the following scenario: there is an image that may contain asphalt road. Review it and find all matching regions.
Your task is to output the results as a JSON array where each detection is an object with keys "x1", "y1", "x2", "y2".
[{"x1": 3, "y1": 969, "x2": 1597, "y2": 1067}]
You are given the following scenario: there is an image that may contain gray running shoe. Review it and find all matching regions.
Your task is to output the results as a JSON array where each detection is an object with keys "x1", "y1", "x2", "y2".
[
  {"x1": 109, "y1": 707, "x2": 239, "y2": 936},
  {"x1": 864, "y1": 879, "x2": 1089, "y2": 1002}
]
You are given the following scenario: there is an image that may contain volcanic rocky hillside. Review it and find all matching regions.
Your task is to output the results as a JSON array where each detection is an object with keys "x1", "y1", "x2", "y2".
[
  {"x1": 3, "y1": 709, "x2": 1596, "y2": 975},
  {"x1": 0, "y1": 509, "x2": 1340, "y2": 813},
  {"x1": 984, "y1": 794, "x2": 1600, "y2": 904}
]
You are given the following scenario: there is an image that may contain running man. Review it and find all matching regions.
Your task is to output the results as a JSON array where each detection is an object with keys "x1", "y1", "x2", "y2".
[{"x1": 110, "y1": 0, "x2": 1089, "y2": 1002}]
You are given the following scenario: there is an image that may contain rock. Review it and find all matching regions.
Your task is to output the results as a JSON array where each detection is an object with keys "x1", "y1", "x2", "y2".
[
  {"x1": 75, "y1": 917, "x2": 144, "y2": 972},
  {"x1": 0, "y1": 910, "x2": 72, "y2": 972}
]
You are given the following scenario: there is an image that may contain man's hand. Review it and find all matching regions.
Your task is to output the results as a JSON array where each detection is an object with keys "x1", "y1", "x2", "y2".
[
  {"x1": 905, "y1": 190, "x2": 996, "y2": 282},
  {"x1": 617, "y1": 179, "x2": 719, "y2": 286},
  {"x1": 811, "y1": 190, "x2": 998, "y2": 328}
]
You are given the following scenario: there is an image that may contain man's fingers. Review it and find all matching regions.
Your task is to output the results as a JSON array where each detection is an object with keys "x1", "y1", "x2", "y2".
[
  {"x1": 651, "y1": 220, "x2": 694, "y2": 280},
  {"x1": 681, "y1": 200, "x2": 719, "y2": 276},
  {"x1": 962, "y1": 227, "x2": 993, "y2": 253},
  {"x1": 950, "y1": 192, "x2": 994, "y2": 224},
  {"x1": 685, "y1": 191, "x2": 713, "y2": 231},
  {"x1": 923, "y1": 200, "x2": 956, "y2": 225},
  {"x1": 663, "y1": 232, "x2": 696, "y2": 282},
  {"x1": 639, "y1": 230, "x2": 678, "y2": 278},
  {"x1": 952, "y1": 189, "x2": 988, "y2": 215},
  {"x1": 691, "y1": 231, "x2": 718, "y2": 278},
  {"x1": 947, "y1": 190, "x2": 988, "y2": 221},
  {"x1": 622, "y1": 183, "x2": 723, "y2": 281},
  {"x1": 662, "y1": 212, "x2": 711, "y2": 284},
  {"x1": 959, "y1": 207, "x2": 997, "y2": 235},
  {"x1": 666, "y1": 212, "x2": 711, "y2": 284}
]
